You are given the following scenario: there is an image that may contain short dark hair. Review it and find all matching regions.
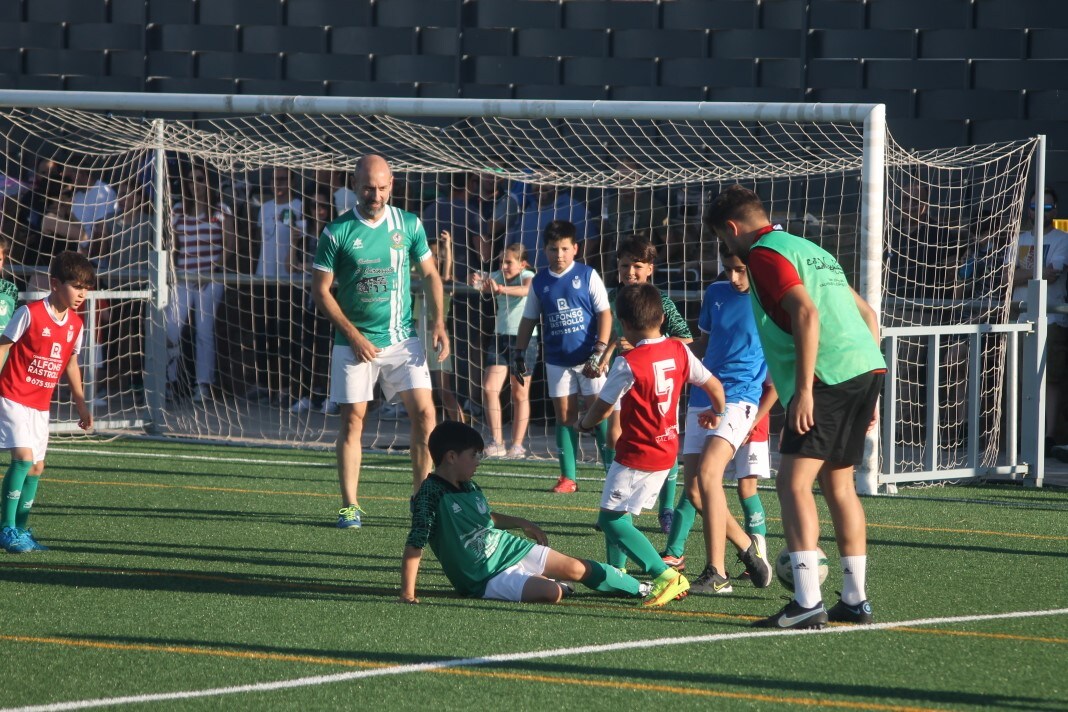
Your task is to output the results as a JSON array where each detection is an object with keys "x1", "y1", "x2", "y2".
[
  {"x1": 617, "y1": 235, "x2": 658, "y2": 264},
  {"x1": 705, "y1": 185, "x2": 767, "y2": 233},
  {"x1": 615, "y1": 282, "x2": 664, "y2": 331},
  {"x1": 718, "y1": 240, "x2": 739, "y2": 259},
  {"x1": 543, "y1": 220, "x2": 577, "y2": 246},
  {"x1": 50, "y1": 251, "x2": 96, "y2": 288},
  {"x1": 428, "y1": 420, "x2": 485, "y2": 467}
]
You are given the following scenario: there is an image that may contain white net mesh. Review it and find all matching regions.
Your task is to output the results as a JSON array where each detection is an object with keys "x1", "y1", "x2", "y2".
[{"x1": 0, "y1": 105, "x2": 1036, "y2": 475}]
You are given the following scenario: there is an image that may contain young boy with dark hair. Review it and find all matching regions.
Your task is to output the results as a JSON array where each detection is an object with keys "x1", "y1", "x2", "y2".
[
  {"x1": 513, "y1": 220, "x2": 613, "y2": 493},
  {"x1": 578, "y1": 283, "x2": 726, "y2": 607},
  {"x1": 0, "y1": 251, "x2": 95, "y2": 553},
  {"x1": 400, "y1": 420, "x2": 649, "y2": 604}
]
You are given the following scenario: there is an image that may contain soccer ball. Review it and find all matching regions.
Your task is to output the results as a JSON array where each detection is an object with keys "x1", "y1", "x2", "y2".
[{"x1": 774, "y1": 547, "x2": 829, "y2": 591}]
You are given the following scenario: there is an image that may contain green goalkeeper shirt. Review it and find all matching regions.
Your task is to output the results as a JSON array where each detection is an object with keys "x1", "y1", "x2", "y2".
[
  {"x1": 609, "y1": 288, "x2": 692, "y2": 354},
  {"x1": 406, "y1": 475, "x2": 535, "y2": 597},
  {"x1": 0, "y1": 278, "x2": 18, "y2": 330},
  {"x1": 313, "y1": 204, "x2": 433, "y2": 348}
]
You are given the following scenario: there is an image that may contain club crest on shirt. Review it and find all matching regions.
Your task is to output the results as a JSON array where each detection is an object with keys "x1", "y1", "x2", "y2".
[
  {"x1": 390, "y1": 231, "x2": 404, "y2": 249},
  {"x1": 0, "y1": 302, "x2": 7, "y2": 316},
  {"x1": 475, "y1": 497, "x2": 488, "y2": 514},
  {"x1": 572, "y1": 275, "x2": 581, "y2": 289}
]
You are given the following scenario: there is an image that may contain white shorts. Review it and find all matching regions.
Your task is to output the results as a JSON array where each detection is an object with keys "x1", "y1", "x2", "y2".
[
  {"x1": 682, "y1": 402, "x2": 758, "y2": 455},
  {"x1": 0, "y1": 397, "x2": 49, "y2": 463},
  {"x1": 330, "y1": 338, "x2": 433, "y2": 404},
  {"x1": 599, "y1": 460, "x2": 672, "y2": 515},
  {"x1": 545, "y1": 362, "x2": 606, "y2": 399},
  {"x1": 723, "y1": 439, "x2": 771, "y2": 480},
  {"x1": 482, "y1": 544, "x2": 550, "y2": 602}
]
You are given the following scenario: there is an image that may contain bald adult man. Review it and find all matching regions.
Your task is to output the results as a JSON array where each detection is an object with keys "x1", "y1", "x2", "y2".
[{"x1": 312, "y1": 154, "x2": 450, "y2": 529}]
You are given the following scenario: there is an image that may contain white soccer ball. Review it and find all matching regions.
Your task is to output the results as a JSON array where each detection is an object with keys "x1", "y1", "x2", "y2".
[{"x1": 774, "y1": 547, "x2": 829, "y2": 591}]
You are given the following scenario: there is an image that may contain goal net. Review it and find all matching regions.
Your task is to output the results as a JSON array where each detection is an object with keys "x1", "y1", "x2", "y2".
[{"x1": 0, "y1": 97, "x2": 1037, "y2": 483}]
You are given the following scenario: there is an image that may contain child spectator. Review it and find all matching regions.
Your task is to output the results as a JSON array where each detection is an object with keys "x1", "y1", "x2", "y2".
[
  {"x1": 513, "y1": 221, "x2": 613, "y2": 492},
  {"x1": 470, "y1": 243, "x2": 536, "y2": 458},
  {"x1": 400, "y1": 420, "x2": 649, "y2": 604},
  {"x1": 0, "y1": 251, "x2": 95, "y2": 553},
  {"x1": 0, "y1": 237, "x2": 17, "y2": 331},
  {"x1": 577, "y1": 283, "x2": 726, "y2": 607}
]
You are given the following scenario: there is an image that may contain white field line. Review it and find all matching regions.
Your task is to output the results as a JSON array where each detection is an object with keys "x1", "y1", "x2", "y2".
[{"x1": 5, "y1": 607, "x2": 1066, "y2": 712}]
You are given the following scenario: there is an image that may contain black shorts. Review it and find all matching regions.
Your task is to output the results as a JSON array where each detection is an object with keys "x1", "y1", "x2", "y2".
[{"x1": 779, "y1": 370, "x2": 883, "y2": 465}]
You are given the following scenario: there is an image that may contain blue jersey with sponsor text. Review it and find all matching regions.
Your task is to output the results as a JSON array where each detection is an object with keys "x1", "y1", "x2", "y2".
[{"x1": 531, "y1": 262, "x2": 600, "y2": 367}]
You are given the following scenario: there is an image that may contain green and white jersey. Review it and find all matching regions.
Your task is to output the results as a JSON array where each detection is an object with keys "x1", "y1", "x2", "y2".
[
  {"x1": 0, "y1": 278, "x2": 18, "y2": 330},
  {"x1": 313, "y1": 205, "x2": 433, "y2": 348},
  {"x1": 406, "y1": 475, "x2": 535, "y2": 597}
]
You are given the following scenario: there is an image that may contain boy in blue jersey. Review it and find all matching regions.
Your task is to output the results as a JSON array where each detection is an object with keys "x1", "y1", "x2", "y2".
[
  {"x1": 660, "y1": 243, "x2": 775, "y2": 594},
  {"x1": 513, "y1": 221, "x2": 613, "y2": 493}
]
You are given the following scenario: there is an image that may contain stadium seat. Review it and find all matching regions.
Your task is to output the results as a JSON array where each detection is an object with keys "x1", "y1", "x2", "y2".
[
  {"x1": 146, "y1": 0, "x2": 196, "y2": 24},
  {"x1": 461, "y1": 29, "x2": 515, "y2": 57},
  {"x1": 918, "y1": 30, "x2": 1024, "y2": 60},
  {"x1": 1029, "y1": 29, "x2": 1068, "y2": 59},
  {"x1": 808, "y1": 0, "x2": 865, "y2": 30},
  {"x1": 0, "y1": 50, "x2": 19, "y2": 76},
  {"x1": 807, "y1": 59, "x2": 863, "y2": 89},
  {"x1": 242, "y1": 26, "x2": 327, "y2": 54},
  {"x1": 420, "y1": 28, "x2": 459, "y2": 56},
  {"x1": 200, "y1": 0, "x2": 283, "y2": 26},
  {"x1": 287, "y1": 53, "x2": 371, "y2": 82},
  {"x1": 808, "y1": 88, "x2": 912, "y2": 118},
  {"x1": 473, "y1": 56, "x2": 559, "y2": 86},
  {"x1": 563, "y1": 0, "x2": 659, "y2": 30},
  {"x1": 110, "y1": 0, "x2": 147, "y2": 24},
  {"x1": 24, "y1": 49, "x2": 106, "y2": 77},
  {"x1": 331, "y1": 27, "x2": 418, "y2": 55},
  {"x1": 1026, "y1": 90, "x2": 1068, "y2": 121},
  {"x1": 516, "y1": 29, "x2": 608, "y2": 58},
  {"x1": 25, "y1": 0, "x2": 106, "y2": 23},
  {"x1": 917, "y1": 89, "x2": 1021, "y2": 121},
  {"x1": 869, "y1": 0, "x2": 970, "y2": 29},
  {"x1": 417, "y1": 83, "x2": 461, "y2": 99},
  {"x1": 711, "y1": 30, "x2": 803, "y2": 58},
  {"x1": 239, "y1": 79, "x2": 325, "y2": 96},
  {"x1": 761, "y1": 59, "x2": 802, "y2": 89},
  {"x1": 662, "y1": 0, "x2": 758, "y2": 31},
  {"x1": 812, "y1": 30, "x2": 916, "y2": 59},
  {"x1": 66, "y1": 75, "x2": 145, "y2": 92},
  {"x1": 108, "y1": 51, "x2": 147, "y2": 78},
  {"x1": 152, "y1": 25, "x2": 238, "y2": 53},
  {"x1": 762, "y1": 0, "x2": 804, "y2": 29},
  {"x1": 376, "y1": 0, "x2": 456, "y2": 28},
  {"x1": 197, "y1": 52, "x2": 281, "y2": 81},
  {"x1": 0, "y1": 3, "x2": 18, "y2": 22},
  {"x1": 147, "y1": 77, "x2": 236, "y2": 95},
  {"x1": 375, "y1": 55, "x2": 456, "y2": 84},
  {"x1": 611, "y1": 85, "x2": 707, "y2": 102},
  {"x1": 564, "y1": 57, "x2": 654, "y2": 87},
  {"x1": 0, "y1": 23, "x2": 64, "y2": 51},
  {"x1": 0, "y1": 75, "x2": 14, "y2": 89},
  {"x1": 611, "y1": 30, "x2": 708, "y2": 59},
  {"x1": 147, "y1": 52, "x2": 195, "y2": 79},
  {"x1": 659, "y1": 58, "x2": 756, "y2": 88},
  {"x1": 476, "y1": 0, "x2": 561, "y2": 29},
  {"x1": 287, "y1": 0, "x2": 372, "y2": 27},
  {"x1": 888, "y1": 119, "x2": 968, "y2": 151},
  {"x1": 975, "y1": 0, "x2": 1068, "y2": 29},
  {"x1": 460, "y1": 83, "x2": 515, "y2": 100},
  {"x1": 969, "y1": 119, "x2": 1049, "y2": 145},
  {"x1": 708, "y1": 86, "x2": 799, "y2": 103},
  {"x1": 514, "y1": 84, "x2": 605, "y2": 100},
  {"x1": 15, "y1": 74, "x2": 65, "y2": 90},
  {"x1": 865, "y1": 59, "x2": 968, "y2": 90},
  {"x1": 68, "y1": 24, "x2": 145, "y2": 52},
  {"x1": 328, "y1": 80, "x2": 418, "y2": 98},
  {"x1": 974, "y1": 60, "x2": 1068, "y2": 90}
]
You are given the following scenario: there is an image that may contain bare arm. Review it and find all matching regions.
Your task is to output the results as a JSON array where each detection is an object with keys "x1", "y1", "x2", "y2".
[
  {"x1": 64, "y1": 355, "x2": 92, "y2": 431},
  {"x1": 514, "y1": 315, "x2": 537, "y2": 352},
  {"x1": 418, "y1": 255, "x2": 451, "y2": 362},
  {"x1": 577, "y1": 396, "x2": 615, "y2": 433},
  {"x1": 400, "y1": 546, "x2": 423, "y2": 604},
  {"x1": 311, "y1": 269, "x2": 380, "y2": 361},
  {"x1": 495, "y1": 275, "x2": 532, "y2": 297},
  {"x1": 781, "y1": 284, "x2": 820, "y2": 435},
  {"x1": 491, "y1": 512, "x2": 549, "y2": 545},
  {"x1": 0, "y1": 338, "x2": 12, "y2": 374}
]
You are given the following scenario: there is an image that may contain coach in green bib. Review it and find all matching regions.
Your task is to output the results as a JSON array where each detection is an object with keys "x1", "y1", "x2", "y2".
[
  {"x1": 707, "y1": 185, "x2": 885, "y2": 631},
  {"x1": 312, "y1": 154, "x2": 450, "y2": 530}
]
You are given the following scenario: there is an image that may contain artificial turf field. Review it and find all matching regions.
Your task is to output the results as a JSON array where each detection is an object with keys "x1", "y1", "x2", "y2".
[{"x1": 1, "y1": 437, "x2": 1066, "y2": 711}]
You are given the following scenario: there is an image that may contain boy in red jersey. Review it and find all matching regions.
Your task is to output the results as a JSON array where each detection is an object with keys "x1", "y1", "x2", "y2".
[
  {"x1": 0, "y1": 251, "x2": 95, "y2": 553},
  {"x1": 578, "y1": 283, "x2": 726, "y2": 607}
]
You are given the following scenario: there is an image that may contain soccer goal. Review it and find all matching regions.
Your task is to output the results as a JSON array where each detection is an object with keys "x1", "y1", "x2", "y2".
[{"x1": 0, "y1": 91, "x2": 1043, "y2": 490}]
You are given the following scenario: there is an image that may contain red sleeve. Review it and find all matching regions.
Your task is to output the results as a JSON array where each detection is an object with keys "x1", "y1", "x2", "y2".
[{"x1": 747, "y1": 246, "x2": 802, "y2": 335}]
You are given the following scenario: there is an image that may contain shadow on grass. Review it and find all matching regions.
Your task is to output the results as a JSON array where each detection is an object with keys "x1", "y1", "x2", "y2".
[{"x1": 867, "y1": 536, "x2": 1067, "y2": 560}]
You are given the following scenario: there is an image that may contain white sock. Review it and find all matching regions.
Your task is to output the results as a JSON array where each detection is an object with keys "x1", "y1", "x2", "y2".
[
  {"x1": 840, "y1": 554, "x2": 868, "y2": 605},
  {"x1": 790, "y1": 550, "x2": 823, "y2": 609}
]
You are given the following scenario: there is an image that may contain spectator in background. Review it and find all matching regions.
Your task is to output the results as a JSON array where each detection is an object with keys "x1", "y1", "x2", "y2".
[
  {"x1": 663, "y1": 186, "x2": 718, "y2": 284},
  {"x1": 254, "y1": 167, "x2": 305, "y2": 408},
  {"x1": 594, "y1": 160, "x2": 670, "y2": 281},
  {"x1": 314, "y1": 168, "x2": 357, "y2": 216},
  {"x1": 475, "y1": 168, "x2": 520, "y2": 264},
  {"x1": 419, "y1": 229, "x2": 465, "y2": 423},
  {"x1": 511, "y1": 183, "x2": 593, "y2": 271},
  {"x1": 38, "y1": 178, "x2": 87, "y2": 292},
  {"x1": 1013, "y1": 187, "x2": 1068, "y2": 456},
  {"x1": 167, "y1": 163, "x2": 236, "y2": 404},
  {"x1": 69, "y1": 167, "x2": 117, "y2": 259}
]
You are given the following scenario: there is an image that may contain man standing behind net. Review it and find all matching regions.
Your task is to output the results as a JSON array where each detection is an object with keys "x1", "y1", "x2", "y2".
[
  {"x1": 312, "y1": 154, "x2": 450, "y2": 530},
  {"x1": 706, "y1": 185, "x2": 885, "y2": 630}
]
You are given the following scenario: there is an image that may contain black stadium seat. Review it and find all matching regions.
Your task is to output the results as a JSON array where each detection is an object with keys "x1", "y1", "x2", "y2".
[
  {"x1": 806, "y1": 58, "x2": 863, "y2": 89},
  {"x1": 148, "y1": 77, "x2": 235, "y2": 95},
  {"x1": 200, "y1": 0, "x2": 283, "y2": 26},
  {"x1": 918, "y1": 29, "x2": 1024, "y2": 60},
  {"x1": 711, "y1": 30, "x2": 803, "y2": 58},
  {"x1": 865, "y1": 59, "x2": 967, "y2": 91},
  {"x1": 563, "y1": 0, "x2": 659, "y2": 30},
  {"x1": 110, "y1": 0, "x2": 148, "y2": 24},
  {"x1": 1029, "y1": 29, "x2": 1068, "y2": 59},
  {"x1": 286, "y1": 53, "x2": 371, "y2": 83},
  {"x1": 461, "y1": 29, "x2": 514, "y2": 57},
  {"x1": 0, "y1": 23, "x2": 64, "y2": 51},
  {"x1": 516, "y1": 29, "x2": 607, "y2": 58},
  {"x1": 477, "y1": 0, "x2": 561, "y2": 29},
  {"x1": 146, "y1": 0, "x2": 196, "y2": 24},
  {"x1": 375, "y1": 54, "x2": 456, "y2": 84},
  {"x1": 376, "y1": 0, "x2": 456, "y2": 28},
  {"x1": 917, "y1": 89, "x2": 1022, "y2": 121},
  {"x1": 68, "y1": 24, "x2": 145, "y2": 52},
  {"x1": 973, "y1": 60, "x2": 1068, "y2": 91},
  {"x1": 108, "y1": 50, "x2": 147, "y2": 78},
  {"x1": 976, "y1": 0, "x2": 1068, "y2": 29},
  {"x1": 330, "y1": 27, "x2": 418, "y2": 55},
  {"x1": 286, "y1": 0, "x2": 373, "y2": 27},
  {"x1": 612, "y1": 30, "x2": 708, "y2": 59},
  {"x1": 25, "y1": 0, "x2": 106, "y2": 23},
  {"x1": 869, "y1": 0, "x2": 970, "y2": 29},
  {"x1": 152, "y1": 25, "x2": 238, "y2": 53},
  {"x1": 197, "y1": 52, "x2": 281, "y2": 81},
  {"x1": 563, "y1": 57, "x2": 655, "y2": 87},
  {"x1": 659, "y1": 58, "x2": 757, "y2": 88},
  {"x1": 66, "y1": 75, "x2": 145, "y2": 93},
  {"x1": 808, "y1": 0, "x2": 865, "y2": 30},
  {"x1": 420, "y1": 28, "x2": 460, "y2": 56},
  {"x1": 242, "y1": 26, "x2": 327, "y2": 54},
  {"x1": 812, "y1": 30, "x2": 916, "y2": 59},
  {"x1": 328, "y1": 80, "x2": 418, "y2": 98},
  {"x1": 473, "y1": 56, "x2": 559, "y2": 86},
  {"x1": 1026, "y1": 90, "x2": 1068, "y2": 121},
  {"x1": 662, "y1": 0, "x2": 758, "y2": 31},
  {"x1": 238, "y1": 78, "x2": 325, "y2": 96},
  {"x1": 24, "y1": 48, "x2": 106, "y2": 77},
  {"x1": 888, "y1": 119, "x2": 968, "y2": 150},
  {"x1": 147, "y1": 51, "x2": 195, "y2": 79}
]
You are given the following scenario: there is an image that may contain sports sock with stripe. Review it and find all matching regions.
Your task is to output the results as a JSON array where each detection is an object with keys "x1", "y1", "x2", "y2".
[
  {"x1": 15, "y1": 475, "x2": 40, "y2": 529},
  {"x1": 2, "y1": 460, "x2": 32, "y2": 529}
]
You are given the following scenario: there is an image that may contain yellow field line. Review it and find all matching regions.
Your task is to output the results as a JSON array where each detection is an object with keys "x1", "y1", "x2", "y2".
[
  {"x1": 41, "y1": 476, "x2": 1068, "y2": 541},
  {"x1": 893, "y1": 627, "x2": 1068, "y2": 645},
  {"x1": 0, "y1": 632, "x2": 948, "y2": 712}
]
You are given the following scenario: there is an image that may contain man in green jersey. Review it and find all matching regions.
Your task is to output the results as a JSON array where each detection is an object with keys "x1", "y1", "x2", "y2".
[
  {"x1": 707, "y1": 186, "x2": 885, "y2": 630},
  {"x1": 400, "y1": 420, "x2": 648, "y2": 604},
  {"x1": 312, "y1": 154, "x2": 450, "y2": 530}
]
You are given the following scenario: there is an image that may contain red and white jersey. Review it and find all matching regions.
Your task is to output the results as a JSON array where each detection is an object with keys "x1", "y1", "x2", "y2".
[
  {"x1": 0, "y1": 299, "x2": 83, "y2": 412},
  {"x1": 599, "y1": 336, "x2": 713, "y2": 471},
  {"x1": 172, "y1": 201, "x2": 232, "y2": 273}
]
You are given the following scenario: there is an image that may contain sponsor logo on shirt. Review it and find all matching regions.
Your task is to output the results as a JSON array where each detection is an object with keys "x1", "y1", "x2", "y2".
[
  {"x1": 452, "y1": 503, "x2": 462, "y2": 513},
  {"x1": 42, "y1": 327, "x2": 51, "y2": 337},
  {"x1": 67, "y1": 326, "x2": 74, "y2": 342}
]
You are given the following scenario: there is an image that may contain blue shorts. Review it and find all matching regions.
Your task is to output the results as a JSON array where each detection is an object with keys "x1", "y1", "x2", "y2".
[{"x1": 487, "y1": 334, "x2": 538, "y2": 377}]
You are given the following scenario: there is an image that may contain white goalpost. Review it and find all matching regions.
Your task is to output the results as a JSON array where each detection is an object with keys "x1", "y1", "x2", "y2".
[{"x1": 0, "y1": 90, "x2": 1042, "y2": 490}]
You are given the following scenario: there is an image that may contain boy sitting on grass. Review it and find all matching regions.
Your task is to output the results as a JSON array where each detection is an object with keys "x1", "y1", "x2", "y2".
[{"x1": 400, "y1": 420, "x2": 649, "y2": 604}]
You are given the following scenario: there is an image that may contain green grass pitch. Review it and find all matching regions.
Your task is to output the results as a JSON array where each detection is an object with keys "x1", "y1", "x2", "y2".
[{"x1": 1, "y1": 437, "x2": 1066, "y2": 711}]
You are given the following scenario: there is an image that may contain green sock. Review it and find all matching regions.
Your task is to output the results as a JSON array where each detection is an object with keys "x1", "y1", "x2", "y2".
[
  {"x1": 664, "y1": 493, "x2": 698, "y2": 558},
  {"x1": 15, "y1": 475, "x2": 40, "y2": 529},
  {"x1": 2, "y1": 460, "x2": 32, "y2": 529},
  {"x1": 605, "y1": 539, "x2": 627, "y2": 570},
  {"x1": 578, "y1": 559, "x2": 642, "y2": 596},
  {"x1": 598, "y1": 510, "x2": 668, "y2": 578},
  {"x1": 594, "y1": 421, "x2": 610, "y2": 475},
  {"x1": 555, "y1": 424, "x2": 577, "y2": 481},
  {"x1": 740, "y1": 493, "x2": 768, "y2": 537},
  {"x1": 658, "y1": 462, "x2": 679, "y2": 514}
]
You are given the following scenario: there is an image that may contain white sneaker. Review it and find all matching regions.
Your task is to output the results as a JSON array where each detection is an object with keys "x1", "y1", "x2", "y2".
[
  {"x1": 483, "y1": 442, "x2": 507, "y2": 458},
  {"x1": 289, "y1": 397, "x2": 312, "y2": 414},
  {"x1": 507, "y1": 444, "x2": 527, "y2": 459},
  {"x1": 321, "y1": 400, "x2": 340, "y2": 415}
]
